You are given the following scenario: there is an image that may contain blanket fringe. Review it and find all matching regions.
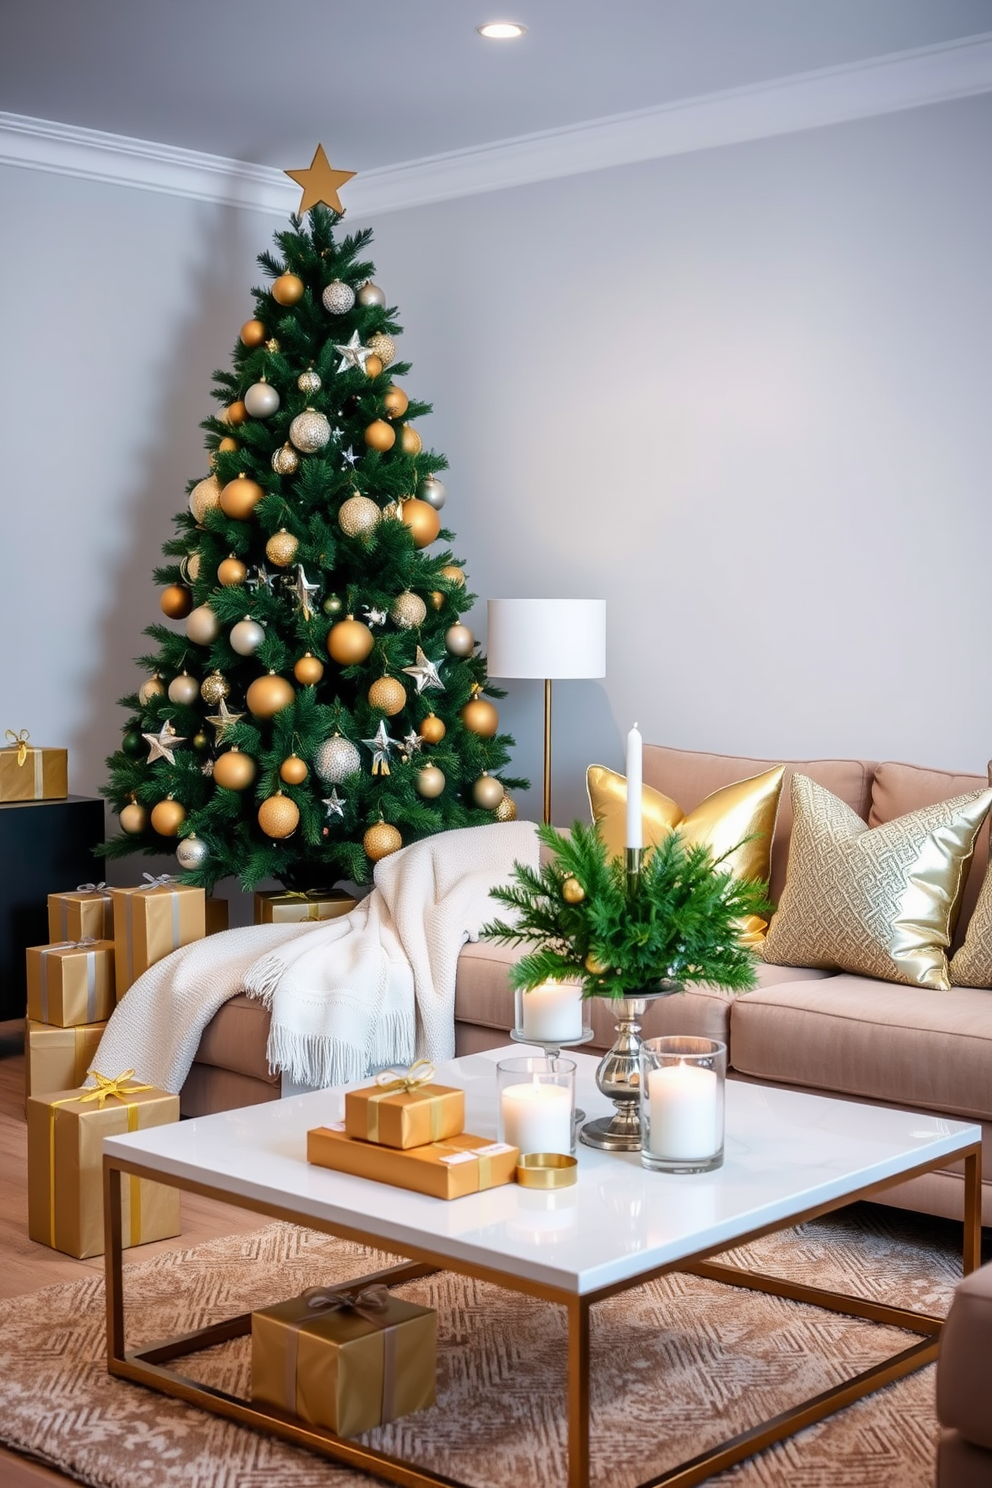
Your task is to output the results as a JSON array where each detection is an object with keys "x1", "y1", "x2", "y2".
[
  {"x1": 243, "y1": 954, "x2": 284, "y2": 1008},
  {"x1": 267, "y1": 1010, "x2": 416, "y2": 1088}
]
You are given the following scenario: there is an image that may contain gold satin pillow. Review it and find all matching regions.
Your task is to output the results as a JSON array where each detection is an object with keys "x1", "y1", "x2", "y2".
[
  {"x1": 760, "y1": 773, "x2": 992, "y2": 990},
  {"x1": 586, "y1": 763, "x2": 785, "y2": 943}
]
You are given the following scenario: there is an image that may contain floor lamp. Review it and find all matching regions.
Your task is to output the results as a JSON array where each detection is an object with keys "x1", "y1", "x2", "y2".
[{"x1": 486, "y1": 598, "x2": 607, "y2": 825}]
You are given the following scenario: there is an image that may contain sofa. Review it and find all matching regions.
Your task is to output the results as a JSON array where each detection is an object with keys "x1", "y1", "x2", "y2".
[
  {"x1": 937, "y1": 1258, "x2": 992, "y2": 1486},
  {"x1": 181, "y1": 743, "x2": 992, "y2": 1226}
]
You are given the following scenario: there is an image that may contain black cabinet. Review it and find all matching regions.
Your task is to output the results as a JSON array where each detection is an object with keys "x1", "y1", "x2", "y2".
[{"x1": 0, "y1": 795, "x2": 106, "y2": 1019}]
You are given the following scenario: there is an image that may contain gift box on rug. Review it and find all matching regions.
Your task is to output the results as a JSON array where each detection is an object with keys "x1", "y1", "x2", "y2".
[
  {"x1": 308, "y1": 1126, "x2": 519, "y2": 1201},
  {"x1": 345, "y1": 1063, "x2": 465, "y2": 1150},
  {"x1": 27, "y1": 1074, "x2": 181, "y2": 1258},
  {"x1": 254, "y1": 889, "x2": 357, "y2": 924},
  {"x1": 48, "y1": 884, "x2": 114, "y2": 943},
  {"x1": 205, "y1": 896, "x2": 229, "y2": 936},
  {"x1": 251, "y1": 1282, "x2": 436, "y2": 1436},
  {"x1": 25, "y1": 1018, "x2": 107, "y2": 1106},
  {"x1": 111, "y1": 879, "x2": 205, "y2": 995},
  {"x1": 0, "y1": 730, "x2": 68, "y2": 802},
  {"x1": 26, "y1": 940, "x2": 115, "y2": 1026}
]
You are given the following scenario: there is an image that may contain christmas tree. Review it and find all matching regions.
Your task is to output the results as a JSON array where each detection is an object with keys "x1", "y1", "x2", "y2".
[{"x1": 100, "y1": 150, "x2": 523, "y2": 892}]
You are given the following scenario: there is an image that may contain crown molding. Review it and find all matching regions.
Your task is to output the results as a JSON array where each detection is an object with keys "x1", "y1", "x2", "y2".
[{"x1": 2, "y1": 31, "x2": 991, "y2": 217}]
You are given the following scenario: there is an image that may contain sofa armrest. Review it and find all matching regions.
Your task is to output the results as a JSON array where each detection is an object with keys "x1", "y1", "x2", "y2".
[{"x1": 937, "y1": 1261, "x2": 992, "y2": 1451}]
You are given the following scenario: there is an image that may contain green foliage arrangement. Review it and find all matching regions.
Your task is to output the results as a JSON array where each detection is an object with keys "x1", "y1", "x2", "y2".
[{"x1": 481, "y1": 821, "x2": 773, "y2": 1001}]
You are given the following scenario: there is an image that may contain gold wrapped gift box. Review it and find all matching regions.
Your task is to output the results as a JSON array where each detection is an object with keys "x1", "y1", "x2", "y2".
[
  {"x1": 26, "y1": 940, "x2": 116, "y2": 1027},
  {"x1": 251, "y1": 1284, "x2": 436, "y2": 1437},
  {"x1": 111, "y1": 882, "x2": 206, "y2": 995},
  {"x1": 0, "y1": 737, "x2": 68, "y2": 801},
  {"x1": 205, "y1": 896, "x2": 229, "y2": 936},
  {"x1": 27, "y1": 1078, "x2": 181, "y2": 1259},
  {"x1": 345, "y1": 1080, "x2": 465, "y2": 1150},
  {"x1": 308, "y1": 1126, "x2": 519, "y2": 1201},
  {"x1": 48, "y1": 887, "x2": 114, "y2": 943},
  {"x1": 25, "y1": 1018, "x2": 107, "y2": 1107},
  {"x1": 254, "y1": 889, "x2": 358, "y2": 924}
]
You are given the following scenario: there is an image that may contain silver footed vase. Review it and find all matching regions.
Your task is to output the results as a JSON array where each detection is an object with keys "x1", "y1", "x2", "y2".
[{"x1": 579, "y1": 986, "x2": 678, "y2": 1151}]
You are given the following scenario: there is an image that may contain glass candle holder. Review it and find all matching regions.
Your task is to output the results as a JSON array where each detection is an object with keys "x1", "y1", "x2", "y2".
[
  {"x1": 514, "y1": 981, "x2": 589, "y2": 1045},
  {"x1": 639, "y1": 1036, "x2": 726, "y2": 1173},
  {"x1": 497, "y1": 1055, "x2": 576, "y2": 1156}
]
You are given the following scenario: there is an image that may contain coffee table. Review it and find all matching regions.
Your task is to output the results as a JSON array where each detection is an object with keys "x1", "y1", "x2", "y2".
[{"x1": 102, "y1": 1046, "x2": 981, "y2": 1488}]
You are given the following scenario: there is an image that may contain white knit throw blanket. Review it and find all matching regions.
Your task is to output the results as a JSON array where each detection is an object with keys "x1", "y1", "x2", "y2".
[{"x1": 91, "y1": 821, "x2": 538, "y2": 1094}]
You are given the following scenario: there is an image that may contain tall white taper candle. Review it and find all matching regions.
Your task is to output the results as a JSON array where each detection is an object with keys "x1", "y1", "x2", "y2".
[{"x1": 626, "y1": 722, "x2": 643, "y2": 850}]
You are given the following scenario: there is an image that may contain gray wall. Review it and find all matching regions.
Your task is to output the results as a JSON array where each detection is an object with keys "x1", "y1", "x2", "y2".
[{"x1": 3, "y1": 92, "x2": 990, "y2": 853}]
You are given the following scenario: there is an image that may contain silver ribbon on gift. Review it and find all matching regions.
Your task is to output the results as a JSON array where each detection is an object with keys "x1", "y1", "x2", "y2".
[
  {"x1": 124, "y1": 875, "x2": 180, "y2": 987},
  {"x1": 39, "y1": 938, "x2": 98, "y2": 1023},
  {"x1": 284, "y1": 1283, "x2": 396, "y2": 1423},
  {"x1": 58, "y1": 882, "x2": 110, "y2": 939}
]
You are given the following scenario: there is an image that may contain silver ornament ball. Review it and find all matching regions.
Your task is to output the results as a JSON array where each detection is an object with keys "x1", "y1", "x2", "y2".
[
  {"x1": 315, "y1": 735, "x2": 362, "y2": 785},
  {"x1": 271, "y1": 442, "x2": 299, "y2": 476},
  {"x1": 358, "y1": 281, "x2": 386, "y2": 308},
  {"x1": 290, "y1": 409, "x2": 331, "y2": 453},
  {"x1": 167, "y1": 672, "x2": 201, "y2": 706},
  {"x1": 244, "y1": 381, "x2": 281, "y2": 418},
  {"x1": 417, "y1": 475, "x2": 446, "y2": 511},
  {"x1": 187, "y1": 604, "x2": 220, "y2": 645},
  {"x1": 322, "y1": 280, "x2": 356, "y2": 315},
  {"x1": 445, "y1": 623, "x2": 475, "y2": 657},
  {"x1": 473, "y1": 774, "x2": 505, "y2": 810},
  {"x1": 176, "y1": 834, "x2": 210, "y2": 871},
  {"x1": 230, "y1": 617, "x2": 266, "y2": 655},
  {"x1": 416, "y1": 764, "x2": 446, "y2": 799}
]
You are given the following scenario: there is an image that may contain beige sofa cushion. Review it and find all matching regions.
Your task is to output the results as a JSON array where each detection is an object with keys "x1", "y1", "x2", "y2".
[
  {"x1": 193, "y1": 994, "x2": 278, "y2": 1084},
  {"x1": 730, "y1": 973, "x2": 992, "y2": 1123}
]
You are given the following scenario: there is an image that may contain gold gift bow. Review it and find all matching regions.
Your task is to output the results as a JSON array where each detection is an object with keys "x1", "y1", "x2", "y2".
[
  {"x1": 38, "y1": 938, "x2": 99, "y2": 1024},
  {"x1": 283, "y1": 1284, "x2": 397, "y2": 1424},
  {"x1": 282, "y1": 889, "x2": 333, "y2": 921},
  {"x1": 47, "y1": 1071, "x2": 151, "y2": 1249},
  {"x1": 80, "y1": 1068, "x2": 153, "y2": 1109},
  {"x1": 4, "y1": 728, "x2": 30, "y2": 765},
  {"x1": 362, "y1": 1060, "x2": 441, "y2": 1143}
]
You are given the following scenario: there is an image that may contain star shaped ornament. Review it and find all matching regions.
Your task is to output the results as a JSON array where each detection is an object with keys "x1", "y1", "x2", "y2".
[
  {"x1": 362, "y1": 720, "x2": 399, "y2": 776},
  {"x1": 143, "y1": 719, "x2": 186, "y2": 765},
  {"x1": 342, "y1": 448, "x2": 359, "y2": 468},
  {"x1": 334, "y1": 330, "x2": 372, "y2": 374},
  {"x1": 402, "y1": 646, "x2": 445, "y2": 695},
  {"x1": 402, "y1": 730, "x2": 424, "y2": 757},
  {"x1": 322, "y1": 789, "x2": 346, "y2": 819},
  {"x1": 291, "y1": 564, "x2": 321, "y2": 619},
  {"x1": 284, "y1": 144, "x2": 355, "y2": 215},
  {"x1": 363, "y1": 605, "x2": 387, "y2": 627},
  {"x1": 246, "y1": 563, "x2": 277, "y2": 595},
  {"x1": 206, "y1": 696, "x2": 244, "y2": 742}
]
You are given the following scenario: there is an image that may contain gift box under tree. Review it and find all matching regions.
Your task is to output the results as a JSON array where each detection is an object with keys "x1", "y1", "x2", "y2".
[
  {"x1": 111, "y1": 879, "x2": 205, "y2": 994},
  {"x1": 26, "y1": 939, "x2": 115, "y2": 1026},
  {"x1": 24, "y1": 1018, "x2": 107, "y2": 1109},
  {"x1": 48, "y1": 884, "x2": 114, "y2": 943}
]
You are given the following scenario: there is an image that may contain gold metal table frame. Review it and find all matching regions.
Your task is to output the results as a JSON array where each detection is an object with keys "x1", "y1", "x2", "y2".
[{"x1": 104, "y1": 1142, "x2": 982, "y2": 1488}]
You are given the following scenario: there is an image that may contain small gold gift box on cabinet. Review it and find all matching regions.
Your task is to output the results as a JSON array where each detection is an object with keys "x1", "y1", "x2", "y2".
[{"x1": 0, "y1": 730, "x2": 68, "y2": 801}]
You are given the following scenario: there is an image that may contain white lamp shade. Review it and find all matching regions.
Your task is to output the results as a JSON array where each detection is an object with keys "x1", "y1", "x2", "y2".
[{"x1": 486, "y1": 599, "x2": 606, "y2": 679}]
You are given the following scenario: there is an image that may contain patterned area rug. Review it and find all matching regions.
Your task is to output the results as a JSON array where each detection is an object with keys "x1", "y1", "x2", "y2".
[{"x1": 0, "y1": 1204, "x2": 966, "y2": 1488}]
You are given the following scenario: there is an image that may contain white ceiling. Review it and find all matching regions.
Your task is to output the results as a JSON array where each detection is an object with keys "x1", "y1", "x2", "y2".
[{"x1": 2, "y1": 0, "x2": 991, "y2": 173}]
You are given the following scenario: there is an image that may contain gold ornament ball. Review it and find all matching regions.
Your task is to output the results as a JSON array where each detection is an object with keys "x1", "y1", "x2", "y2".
[
  {"x1": 445, "y1": 623, "x2": 475, "y2": 657},
  {"x1": 364, "y1": 419, "x2": 395, "y2": 452},
  {"x1": 368, "y1": 676, "x2": 407, "y2": 715},
  {"x1": 246, "y1": 672, "x2": 295, "y2": 717},
  {"x1": 167, "y1": 671, "x2": 200, "y2": 707},
  {"x1": 400, "y1": 424, "x2": 422, "y2": 455},
  {"x1": 415, "y1": 764, "x2": 446, "y2": 799},
  {"x1": 495, "y1": 794, "x2": 518, "y2": 822},
  {"x1": 218, "y1": 556, "x2": 247, "y2": 586},
  {"x1": 562, "y1": 876, "x2": 586, "y2": 905},
  {"x1": 225, "y1": 400, "x2": 248, "y2": 426},
  {"x1": 200, "y1": 670, "x2": 229, "y2": 704},
  {"x1": 429, "y1": 590, "x2": 445, "y2": 611},
  {"x1": 420, "y1": 713, "x2": 446, "y2": 744},
  {"x1": 218, "y1": 435, "x2": 239, "y2": 454},
  {"x1": 213, "y1": 748, "x2": 256, "y2": 791},
  {"x1": 271, "y1": 442, "x2": 299, "y2": 476},
  {"x1": 400, "y1": 499, "x2": 441, "y2": 549},
  {"x1": 383, "y1": 385, "x2": 409, "y2": 420},
  {"x1": 183, "y1": 551, "x2": 201, "y2": 582},
  {"x1": 327, "y1": 615, "x2": 374, "y2": 665},
  {"x1": 294, "y1": 652, "x2": 325, "y2": 685},
  {"x1": 389, "y1": 591, "x2": 427, "y2": 629},
  {"x1": 364, "y1": 354, "x2": 383, "y2": 379},
  {"x1": 339, "y1": 494, "x2": 381, "y2": 538},
  {"x1": 472, "y1": 773, "x2": 505, "y2": 811},
  {"x1": 186, "y1": 603, "x2": 220, "y2": 646},
  {"x1": 189, "y1": 474, "x2": 222, "y2": 523},
  {"x1": 441, "y1": 564, "x2": 465, "y2": 587},
  {"x1": 150, "y1": 798, "x2": 187, "y2": 837},
  {"x1": 297, "y1": 367, "x2": 322, "y2": 397},
  {"x1": 461, "y1": 696, "x2": 499, "y2": 737},
  {"x1": 160, "y1": 583, "x2": 192, "y2": 620},
  {"x1": 192, "y1": 732, "x2": 209, "y2": 752},
  {"x1": 240, "y1": 318, "x2": 266, "y2": 347},
  {"x1": 220, "y1": 474, "x2": 264, "y2": 519},
  {"x1": 265, "y1": 528, "x2": 299, "y2": 566},
  {"x1": 120, "y1": 801, "x2": 148, "y2": 835},
  {"x1": 138, "y1": 674, "x2": 164, "y2": 705},
  {"x1": 367, "y1": 330, "x2": 396, "y2": 367},
  {"x1": 364, "y1": 821, "x2": 403, "y2": 861},
  {"x1": 280, "y1": 754, "x2": 309, "y2": 785},
  {"x1": 271, "y1": 273, "x2": 304, "y2": 306},
  {"x1": 585, "y1": 951, "x2": 609, "y2": 976},
  {"x1": 258, "y1": 792, "x2": 300, "y2": 839}
]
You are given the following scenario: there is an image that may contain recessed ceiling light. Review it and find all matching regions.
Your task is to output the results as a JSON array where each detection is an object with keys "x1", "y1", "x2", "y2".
[{"x1": 477, "y1": 21, "x2": 527, "y2": 39}]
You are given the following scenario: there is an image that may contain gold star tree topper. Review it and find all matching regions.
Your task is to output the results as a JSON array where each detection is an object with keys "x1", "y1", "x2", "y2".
[{"x1": 285, "y1": 145, "x2": 355, "y2": 215}]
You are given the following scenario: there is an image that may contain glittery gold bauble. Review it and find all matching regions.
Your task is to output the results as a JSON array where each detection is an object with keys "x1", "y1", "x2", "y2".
[
  {"x1": 472, "y1": 773, "x2": 505, "y2": 810},
  {"x1": 225, "y1": 401, "x2": 248, "y2": 426},
  {"x1": 389, "y1": 591, "x2": 427, "y2": 629},
  {"x1": 220, "y1": 474, "x2": 264, "y2": 519},
  {"x1": 585, "y1": 950, "x2": 609, "y2": 976},
  {"x1": 400, "y1": 498, "x2": 441, "y2": 548},
  {"x1": 445, "y1": 623, "x2": 475, "y2": 657},
  {"x1": 246, "y1": 672, "x2": 295, "y2": 717},
  {"x1": 189, "y1": 474, "x2": 222, "y2": 522},
  {"x1": 294, "y1": 652, "x2": 324, "y2": 685},
  {"x1": 218, "y1": 436, "x2": 239, "y2": 454},
  {"x1": 315, "y1": 734, "x2": 361, "y2": 784},
  {"x1": 213, "y1": 748, "x2": 256, "y2": 791},
  {"x1": 367, "y1": 330, "x2": 396, "y2": 367},
  {"x1": 289, "y1": 408, "x2": 331, "y2": 453},
  {"x1": 368, "y1": 676, "x2": 406, "y2": 715},
  {"x1": 327, "y1": 615, "x2": 374, "y2": 665},
  {"x1": 138, "y1": 674, "x2": 164, "y2": 706},
  {"x1": 364, "y1": 821, "x2": 402, "y2": 861},
  {"x1": 218, "y1": 556, "x2": 247, "y2": 586},
  {"x1": 280, "y1": 753, "x2": 309, "y2": 785},
  {"x1": 562, "y1": 876, "x2": 586, "y2": 905},
  {"x1": 495, "y1": 794, "x2": 518, "y2": 822},
  {"x1": 271, "y1": 442, "x2": 299, "y2": 476},
  {"x1": 440, "y1": 564, "x2": 465, "y2": 587},
  {"x1": 160, "y1": 584, "x2": 192, "y2": 619},
  {"x1": 415, "y1": 764, "x2": 445, "y2": 799},
  {"x1": 420, "y1": 713, "x2": 446, "y2": 744},
  {"x1": 297, "y1": 367, "x2": 322, "y2": 396},
  {"x1": 364, "y1": 354, "x2": 383, "y2": 379},
  {"x1": 240, "y1": 318, "x2": 266, "y2": 347},
  {"x1": 120, "y1": 801, "x2": 147, "y2": 835},
  {"x1": 400, "y1": 424, "x2": 422, "y2": 455},
  {"x1": 461, "y1": 695, "x2": 499, "y2": 737},
  {"x1": 258, "y1": 792, "x2": 300, "y2": 839},
  {"x1": 183, "y1": 552, "x2": 201, "y2": 582},
  {"x1": 200, "y1": 670, "x2": 229, "y2": 704},
  {"x1": 364, "y1": 419, "x2": 395, "y2": 452},
  {"x1": 150, "y1": 797, "x2": 186, "y2": 837},
  {"x1": 271, "y1": 272, "x2": 304, "y2": 305},
  {"x1": 383, "y1": 385, "x2": 409, "y2": 420},
  {"x1": 265, "y1": 528, "x2": 299, "y2": 566},
  {"x1": 339, "y1": 494, "x2": 381, "y2": 538}
]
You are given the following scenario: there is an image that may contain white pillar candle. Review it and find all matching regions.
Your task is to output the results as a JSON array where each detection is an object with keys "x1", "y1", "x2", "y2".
[
  {"x1": 626, "y1": 722, "x2": 643, "y2": 850},
  {"x1": 520, "y1": 981, "x2": 584, "y2": 1042},
  {"x1": 500, "y1": 1081, "x2": 573, "y2": 1156},
  {"x1": 647, "y1": 1060, "x2": 718, "y2": 1161}
]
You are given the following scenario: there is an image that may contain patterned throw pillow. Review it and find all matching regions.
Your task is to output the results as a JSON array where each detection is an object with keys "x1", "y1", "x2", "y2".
[{"x1": 759, "y1": 773, "x2": 992, "y2": 989}]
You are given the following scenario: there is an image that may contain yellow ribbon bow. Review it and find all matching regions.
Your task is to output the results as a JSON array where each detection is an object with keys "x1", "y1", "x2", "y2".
[
  {"x1": 4, "y1": 728, "x2": 30, "y2": 765},
  {"x1": 80, "y1": 1069, "x2": 153, "y2": 1109},
  {"x1": 374, "y1": 1058, "x2": 436, "y2": 1094}
]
